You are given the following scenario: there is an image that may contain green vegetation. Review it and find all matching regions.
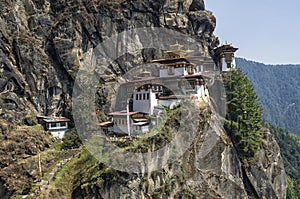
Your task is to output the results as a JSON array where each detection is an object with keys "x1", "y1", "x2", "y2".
[
  {"x1": 287, "y1": 176, "x2": 300, "y2": 199},
  {"x1": 29, "y1": 124, "x2": 44, "y2": 130},
  {"x1": 223, "y1": 70, "x2": 263, "y2": 160},
  {"x1": 237, "y1": 58, "x2": 300, "y2": 197},
  {"x1": 237, "y1": 58, "x2": 300, "y2": 136},
  {"x1": 61, "y1": 128, "x2": 82, "y2": 150},
  {"x1": 263, "y1": 122, "x2": 300, "y2": 198},
  {"x1": 46, "y1": 148, "x2": 122, "y2": 198}
]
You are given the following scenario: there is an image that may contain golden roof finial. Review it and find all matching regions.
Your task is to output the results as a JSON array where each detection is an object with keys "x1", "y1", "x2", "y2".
[
  {"x1": 224, "y1": 41, "x2": 232, "y2": 46},
  {"x1": 170, "y1": 40, "x2": 184, "y2": 51}
]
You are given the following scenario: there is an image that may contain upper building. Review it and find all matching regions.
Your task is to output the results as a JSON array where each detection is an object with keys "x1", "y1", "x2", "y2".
[{"x1": 150, "y1": 41, "x2": 197, "y2": 77}]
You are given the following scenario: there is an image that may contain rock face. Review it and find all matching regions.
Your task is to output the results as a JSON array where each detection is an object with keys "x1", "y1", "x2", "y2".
[
  {"x1": 244, "y1": 128, "x2": 287, "y2": 199},
  {"x1": 0, "y1": 0, "x2": 218, "y2": 124},
  {"x1": 67, "y1": 107, "x2": 286, "y2": 199}
]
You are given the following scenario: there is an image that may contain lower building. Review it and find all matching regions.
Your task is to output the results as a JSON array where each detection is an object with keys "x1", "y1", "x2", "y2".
[
  {"x1": 37, "y1": 116, "x2": 70, "y2": 139},
  {"x1": 102, "y1": 111, "x2": 149, "y2": 136}
]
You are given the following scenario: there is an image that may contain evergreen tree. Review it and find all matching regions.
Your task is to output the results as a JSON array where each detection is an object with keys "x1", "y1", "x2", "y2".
[{"x1": 223, "y1": 70, "x2": 263, "y2": 159}]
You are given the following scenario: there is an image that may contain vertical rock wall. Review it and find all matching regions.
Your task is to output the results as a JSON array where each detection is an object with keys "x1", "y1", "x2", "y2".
[{"x1": 0, "y1": 0, "x2": 218, "y2": 124}]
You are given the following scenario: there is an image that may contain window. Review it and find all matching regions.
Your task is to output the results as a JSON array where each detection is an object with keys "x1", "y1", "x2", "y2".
[
  {"x1": 139, "y1": 94, "x2": 142, "y2": 100},
  {"x1": 50, "y1": 123, "x2": 57, "y2": 128},
  {"x1": 143, "y1": 93, "x2": 146, "y2": 100},
  {"x1": 147, "y1": 93, "x2": 149, "y2": 100},
  {"x1": 136, "y1": 94, "x2": 138, "y2": 100},
  {"x1": 60, "y1": 122, "x2": 66, "y2": 127},
  {"x1": 168, "y1": 67, "x2": 174, "y2": 75}
]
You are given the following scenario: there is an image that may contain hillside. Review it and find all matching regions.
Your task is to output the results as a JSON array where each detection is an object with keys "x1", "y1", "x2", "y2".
[
  {"x1": 23, "y1": 101, "x2": 287, "y2": 199},
  {"x1": 236, "y1": 58, "x2": 300, "y2": 135}
]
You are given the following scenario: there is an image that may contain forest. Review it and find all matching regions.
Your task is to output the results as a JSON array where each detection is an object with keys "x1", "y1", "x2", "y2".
[
  {"x1": 237, "y1": 58, "x2": 300, "y2": 136},
  {"x1": 235, "y1": 59, "x2": 300, "y2": 198}
]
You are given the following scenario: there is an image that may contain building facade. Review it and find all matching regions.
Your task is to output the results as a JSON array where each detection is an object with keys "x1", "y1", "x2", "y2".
[{"x1": 37, "y1": 116, "x2": 70, "y2": 139}]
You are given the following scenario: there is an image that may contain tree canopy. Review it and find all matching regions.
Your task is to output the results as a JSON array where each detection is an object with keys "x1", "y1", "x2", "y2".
[{"x1": 223, "y1": 70, "x2": 263, "y2": 159}]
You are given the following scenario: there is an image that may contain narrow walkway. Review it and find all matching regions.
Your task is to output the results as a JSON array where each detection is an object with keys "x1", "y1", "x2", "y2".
[{"x1": 21, "y1": 151, "x2": 80, "y2": 198}]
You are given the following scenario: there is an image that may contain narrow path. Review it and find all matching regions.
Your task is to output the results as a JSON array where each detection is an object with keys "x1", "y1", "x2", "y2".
[{"x1": 21, "y1": 150, "x2": 81, "y2": 198}]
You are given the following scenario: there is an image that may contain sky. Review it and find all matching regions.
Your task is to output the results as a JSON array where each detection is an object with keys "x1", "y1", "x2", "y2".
[{"x1": 205, "y1": 0, "x2": 300, "y2": 64}]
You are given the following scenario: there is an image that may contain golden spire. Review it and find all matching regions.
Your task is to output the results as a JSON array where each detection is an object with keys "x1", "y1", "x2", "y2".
[{"x1": 170, "y1": 40, "x2": 184, "y2": 51}]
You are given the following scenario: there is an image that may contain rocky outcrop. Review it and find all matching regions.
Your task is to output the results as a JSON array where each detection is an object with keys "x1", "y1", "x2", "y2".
[
  {"x1": 65, "y1": 107, "x2": 286, "y2": 199},
  {"x1": 243, "y1": 128, "x2": 287, "y2": 199}
]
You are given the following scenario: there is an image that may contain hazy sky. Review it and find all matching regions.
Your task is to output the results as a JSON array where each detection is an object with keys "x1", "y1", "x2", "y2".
[{"x1": 205, "y1": 0, "x2": 300, "y2": 64}]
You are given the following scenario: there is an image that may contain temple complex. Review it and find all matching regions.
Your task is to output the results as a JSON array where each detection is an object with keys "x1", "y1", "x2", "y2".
[{"x1": 100, "y1": 42, "x2": 238, "y2": 138}]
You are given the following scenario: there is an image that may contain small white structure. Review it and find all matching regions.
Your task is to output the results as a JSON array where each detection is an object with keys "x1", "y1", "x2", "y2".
[
  {"x1": 213, "y1": 43, "x2": 238, "y2": 72},
  {"x1": 41, "y1": 117, "x2": 70, "y2": 139},
  {"x1": 108, "y1": 111, "x2": 149, "y2": 136}
]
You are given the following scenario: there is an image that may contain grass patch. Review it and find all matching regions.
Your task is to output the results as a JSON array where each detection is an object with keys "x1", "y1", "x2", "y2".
[{"x1": 53, "y1": 141, "x2": 62, "y2": 151}]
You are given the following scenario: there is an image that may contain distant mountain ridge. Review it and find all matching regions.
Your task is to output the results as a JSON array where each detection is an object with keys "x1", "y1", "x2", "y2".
[{"x1": 236, "y1": 57, "x2": 300, "y2": 135}]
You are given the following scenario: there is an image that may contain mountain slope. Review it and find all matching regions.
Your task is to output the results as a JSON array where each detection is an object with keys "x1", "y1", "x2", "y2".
[{"x1": 237, "y1": 58, "x2": 300, "y2": 135}]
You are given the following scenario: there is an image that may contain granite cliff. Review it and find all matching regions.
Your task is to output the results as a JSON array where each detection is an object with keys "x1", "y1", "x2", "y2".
[
  {"x1": 0, "y1": 0, "x2": 218, "y2": 124},
  {"x1": 0, "y1": 0, "x2": 287, "y2": 198}
]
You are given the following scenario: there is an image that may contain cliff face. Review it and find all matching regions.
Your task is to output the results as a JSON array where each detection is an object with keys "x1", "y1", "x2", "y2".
[
  {"x1": 72, "y1": 112, "x2": 250, "y2": 199},
  {"x1": 42, "y1": 104, "x2": 286, "y2": 199},
  {"x1": 0, "y1": 0, "x2": 218, "y2": 124}
]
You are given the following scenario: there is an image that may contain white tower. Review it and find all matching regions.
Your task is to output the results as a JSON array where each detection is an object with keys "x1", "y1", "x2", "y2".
[
  {"x1": 214, "y1": 43, "x2": 238, "y2": 72},
  {"x1": 133, "y1": 85, "x2": 158, "y2": 115}
]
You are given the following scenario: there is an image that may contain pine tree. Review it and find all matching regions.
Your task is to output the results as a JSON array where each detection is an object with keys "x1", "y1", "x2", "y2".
[{"x1": 223, "y1": 70, "x2": 263, "y2": 159}]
